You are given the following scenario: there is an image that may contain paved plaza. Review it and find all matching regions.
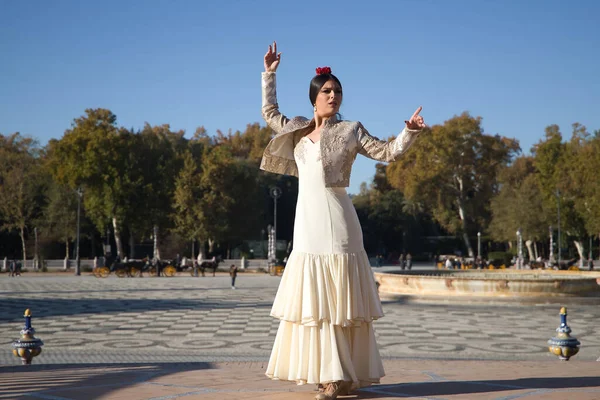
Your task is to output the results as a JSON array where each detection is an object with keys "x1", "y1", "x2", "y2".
[{"x1": 1, "y1": 272, "x2": 600, "y2": 399}]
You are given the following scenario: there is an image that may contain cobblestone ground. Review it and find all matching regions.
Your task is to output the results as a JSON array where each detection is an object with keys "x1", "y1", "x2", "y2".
[{"x1": 2, "y1": 273, "x2": 600, "y2": 365}]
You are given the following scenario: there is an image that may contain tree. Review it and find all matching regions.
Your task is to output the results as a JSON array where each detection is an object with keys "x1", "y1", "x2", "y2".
[
  {"x1": 387, "y1": 112, "x2": 520, "y2": 257},
  {"x1": 125, "y1": 124, "x2": 185, "y2": 258},
  {"x1": 197, "y1": 145, "x2": 237, "y2": 252},
  {"x1": 560, "y1": 124, "x2": 600, "y2": 260},
  {"x1": 172, "y1": 151, "x2": 204, "y2": 258},
  {"x1": 205, "y1": 123, "x2": 288, "y2": 255},
  {"x1": 352, "y1": 164, "x2": 435, "y2": 258},
  {"x1": 41, "y1": 181, "x2": 78, "y2": 259},
  {"x1": 46, "y1": 109, "x2": 131, "y2": 258},
  {"x1": 570, "y1": 132, "x2": 600, "y2": 240},
  {"x1": 213, "y1": 123, "x2": 273, "y2": 163},
  {"x1": 532, "y1": 124, "x2": 587, "y2": 261},
  {"x1": 0, "y1": 133, "x2": 46, "y2": 268},
  {"x1": 489, "y1": 156, "x2": 546, "y2": 258}
]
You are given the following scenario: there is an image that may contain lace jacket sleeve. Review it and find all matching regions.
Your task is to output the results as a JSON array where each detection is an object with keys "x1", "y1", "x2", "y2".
[
  {"x1": 356, "y1": 122, "x2": 421, "y2": 162},
  {"x1": 261, "y1": 72, "x2": 289, "y2": 134}
]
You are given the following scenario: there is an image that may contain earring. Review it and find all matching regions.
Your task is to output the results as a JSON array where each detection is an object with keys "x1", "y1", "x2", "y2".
[{"x1": 313, "y1": 104, "x2": 317, "y2": 112}]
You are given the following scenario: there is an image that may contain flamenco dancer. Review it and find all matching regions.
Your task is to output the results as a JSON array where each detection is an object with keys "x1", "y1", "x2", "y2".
[{"x1": 260, "y1": 41, "x2": 426, "y2": 400}]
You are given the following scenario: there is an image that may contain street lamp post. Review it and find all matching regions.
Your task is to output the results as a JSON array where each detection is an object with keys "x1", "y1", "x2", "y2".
[
  {"x1": 269, "y1": 187, "x2": 282, "y2": 262},
  {"x1": 34, "y1": 227, "x2": 39, "y2": 271},
  {"x1": 75, "y1": 187, "x2": 83, "y2": 276},
  {"x1": 267, "y1": 225, "x2": 275, "y2": 270},
  {"x1": 549, "y1": 225, "x2": 553, "y2": 265},
  {"x1": 153, "y1": 225, "x2": 158, "y2": 260},
  {"x1": 477, "y1": 232, "x2": 481, "y2": 259},
  {"x1": 516, "y1": 228, "x2": 523, "y2": 270},
  {"x1": 105, "y1": 227, "x2": 111, "y2": 257},
  {"x1": 556, "y1": 190, "x2": 561, "y2": 267}
]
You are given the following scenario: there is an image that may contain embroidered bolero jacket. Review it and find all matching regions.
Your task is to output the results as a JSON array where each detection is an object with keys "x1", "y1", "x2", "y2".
[{"x1": 260, "y1": 72, "x2": 421, "y2": 187}]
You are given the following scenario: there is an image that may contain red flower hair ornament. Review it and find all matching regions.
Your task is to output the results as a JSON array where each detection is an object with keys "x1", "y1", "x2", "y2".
[{"x1": 315, "y1": 66, "x2": 332, "y2": 75}]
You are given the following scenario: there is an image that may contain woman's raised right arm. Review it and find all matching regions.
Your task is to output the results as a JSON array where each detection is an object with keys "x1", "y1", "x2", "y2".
[{"x1": 262, "y1": 41, "x2": 289, "y2": 133}]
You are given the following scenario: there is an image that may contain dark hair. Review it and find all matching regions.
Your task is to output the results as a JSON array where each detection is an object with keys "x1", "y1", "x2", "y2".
[{"x1": 309, "y1": 73, "x2": 343, "y2": 106}]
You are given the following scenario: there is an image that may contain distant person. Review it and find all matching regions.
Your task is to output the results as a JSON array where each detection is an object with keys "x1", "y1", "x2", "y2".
[
  {"x1": 454, "y1": 257, "x2": 462, "y2": 269},
  {"x1": 589, "y1": 258, "x2": 594, "y2": 271},
  {"x1": 13, "y1": 260, "x2": 22, "y2": 277},
  {"x1": 406, "y1": 253, "x2": 412, "y2": 270},
  {"x1": 445, "y1": 257, "x2": 452, "y2": 270},
  {"x1": 211, "y1": 256, "x2": 217, "y2": 277},
  {"x1": 229, "y1": 264, "x2": 238, "y2": 289},
  {"x1": 476, "y1": 256, "x2": 484, "y2": 270},
  {"x1": 399, "y1": 253, "x2": 405, "y2": 270}
]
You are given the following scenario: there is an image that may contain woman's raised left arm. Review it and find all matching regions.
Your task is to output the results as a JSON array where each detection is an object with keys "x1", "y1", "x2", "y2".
[
  {"x1": 357, "y1": 107, "x2": 427, "y2": 162},
  {"x1": 357, "y1": 124, "x2": 421, "y2": 162},
  {"x1": 357, "y1": 107, "x2": 426, "y2": 162}
]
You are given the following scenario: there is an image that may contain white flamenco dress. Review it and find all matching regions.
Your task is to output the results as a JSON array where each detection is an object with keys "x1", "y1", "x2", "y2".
[{"x1": 265, "y1": 135, "x2": 385, "y2": 388}]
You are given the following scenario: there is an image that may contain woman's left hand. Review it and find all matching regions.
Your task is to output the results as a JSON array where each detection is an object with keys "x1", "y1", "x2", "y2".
[{"x1": 405, "y1": 106, "x2": 427, "y2": 130}]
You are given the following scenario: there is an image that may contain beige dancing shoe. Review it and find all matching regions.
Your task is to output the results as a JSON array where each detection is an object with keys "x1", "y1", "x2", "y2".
[{"x1": 314, "y1": 381, "x2": 352, "y2": 400}]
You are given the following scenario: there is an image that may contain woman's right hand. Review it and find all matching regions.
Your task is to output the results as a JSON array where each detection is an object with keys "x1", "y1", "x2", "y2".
[{"x1": 264, "y1": 41, "x2": 281, "y2": 72}]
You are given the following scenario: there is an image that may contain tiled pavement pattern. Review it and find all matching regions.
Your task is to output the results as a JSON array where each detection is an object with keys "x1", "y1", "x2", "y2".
[{"x1": 2, "y1": 274, "x2": 600, "y2": 366}]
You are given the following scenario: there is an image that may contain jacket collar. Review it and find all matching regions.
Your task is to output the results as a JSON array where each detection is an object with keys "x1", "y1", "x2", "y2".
[{"x1": 280, "y1": 115, "x2": 341, "y2": 135}]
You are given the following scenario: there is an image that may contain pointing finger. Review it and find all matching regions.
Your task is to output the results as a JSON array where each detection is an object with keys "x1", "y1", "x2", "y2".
[{"x1": 411, "y1": 106, "x2": 423, "y2": 120}]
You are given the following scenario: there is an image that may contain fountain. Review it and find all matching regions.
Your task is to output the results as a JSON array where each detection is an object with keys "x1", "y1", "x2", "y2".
[{"x1": 375, "y1": 269, "x2": 600, "y2": 299}]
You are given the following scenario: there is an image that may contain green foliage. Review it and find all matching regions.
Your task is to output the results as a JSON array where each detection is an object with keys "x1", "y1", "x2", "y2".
[
  {"x1": 46, "y1": 110, "x2": 187, "y2": 257},
  {"x1": 0, "y1": 133, "x2": 46, "y2": 262},
  {"x1": 490, "y1": 157, "x2": 546, "y2": 242},
  {"x1": 489, "y1": 122, "x2": 600, "y2": 260},
  {"x1": 529, "y1": 124, "x2": 588, "y2": 244},
  {"x1": 4, "y1": 104, "x2": 599, "y2": 263},
  {"x1": 487, "y1": 251, "x2": 512, "y2": 265},
  {"x1": 172, "y1": 123, "x2": 278, "y2": 255},
  {"x1": 353, "y1": 164, "x2": 434, "y2": 256},
  {"x1": 562, "y1": 125, "x2": 600, "y2": 237},
  {"x1": 39, "y1": 181, "x2": 78, "y2": 257},
  {"x1": 172, "y1": 151, "x2": 204, "y2": 241},
  {"x1": 45, "y1": 109, "x2": 125, "y2": 243},
  {"x1": 387, "y1": 112, "x2": 520, "y2": 256}
]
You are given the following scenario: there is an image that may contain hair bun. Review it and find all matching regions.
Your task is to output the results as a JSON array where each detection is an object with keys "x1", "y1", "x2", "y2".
[{"x1": 315, "y1": 66, "x2": 332, "y2": 75}]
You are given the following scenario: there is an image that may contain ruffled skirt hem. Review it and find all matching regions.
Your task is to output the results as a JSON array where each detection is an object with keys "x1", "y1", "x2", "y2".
[
  {"x1": 266, "y1": 319, "x2": 385, "y2": 386},
  {"x1": 270, "y1": 250, "x2": 384, "y2": 326},
  {"x1": 267, "y1": 250, "x2": 385, "y2": 385}
]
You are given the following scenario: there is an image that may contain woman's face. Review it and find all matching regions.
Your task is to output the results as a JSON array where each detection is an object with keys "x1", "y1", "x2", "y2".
[{"x1": 315, "y1": 79, "x2": 342, "y2": 118}]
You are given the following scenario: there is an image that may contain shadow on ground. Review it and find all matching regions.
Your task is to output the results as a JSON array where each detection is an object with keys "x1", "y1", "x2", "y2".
[
  {"x1": 0, "y1": 362, "x2": 213, "y2": 399},
  {"x1": 351, "y1": 376, "x2": 600, "y2": 398}
]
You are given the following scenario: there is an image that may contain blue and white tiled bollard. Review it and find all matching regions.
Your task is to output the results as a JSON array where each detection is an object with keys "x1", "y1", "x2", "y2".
[
  {"x1": 548, "y1": 307, "x2": 580, "y2": 361},
  {"x1": 12, "y1": 309, "x2": 44, "y2": 365}
]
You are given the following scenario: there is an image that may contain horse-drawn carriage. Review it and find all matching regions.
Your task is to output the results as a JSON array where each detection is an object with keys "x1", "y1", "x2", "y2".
[
  {"x1": 93, "y1": 257, "x2": 176, "y2": 278},
  {"x1": 529, "y1": 258, "x2": 580, "y2": 271},
  {"x1": 167, "y1": 256, "x2": 221, "y2": 277},
  {"x1": 92, "y1": 255, "x2": 222, "y2": 278}
]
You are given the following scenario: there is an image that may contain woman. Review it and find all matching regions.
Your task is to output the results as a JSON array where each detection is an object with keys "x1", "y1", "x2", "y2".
[{"x1": 261, "y1": 41, "x2": 426, "y2": 400}]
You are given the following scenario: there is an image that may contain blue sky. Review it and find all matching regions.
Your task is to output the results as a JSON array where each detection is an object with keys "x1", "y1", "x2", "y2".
[{"x1": 1, "y1": 0, "x2": 599, "y2": 194}]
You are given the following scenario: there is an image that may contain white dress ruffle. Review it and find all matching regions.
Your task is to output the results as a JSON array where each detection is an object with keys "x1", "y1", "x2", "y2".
[
  {"x1": 266, "y1": 137, "x2": 385, "y2": 387},
  {"x1": 270, "y1": 251, "x2": 383, "y2": 327}
]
